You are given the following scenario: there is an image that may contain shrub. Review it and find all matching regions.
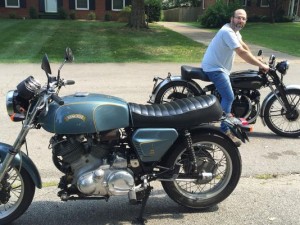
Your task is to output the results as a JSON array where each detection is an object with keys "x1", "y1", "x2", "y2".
[
  {"x1": 118, "y1": 6, "x2": 131, "y2": 22},
  {"x1": 104, "y1": 13, "x2": 111, "y2": 21},
  {"x1": 200, "y1": 0, "x2": 241, "y2": 28},
  {"x1": 58, "y1": 7, "x2": 68, "y2": 19},
  {"x1": 9, "y1": 13, "x2": 16, "y2": 19},
  {"x1": 29, "y1": 7, "x2": 38, "y2": 19},
  {"x1": 145, "y1": 0, "x2": 162, "y2": 22},
  {"x1": 69, "y1": 11, "x2": 76, "y2": 20},
  {"x1": 87, "y1": 12, "x2": 96, "y2": 20}
]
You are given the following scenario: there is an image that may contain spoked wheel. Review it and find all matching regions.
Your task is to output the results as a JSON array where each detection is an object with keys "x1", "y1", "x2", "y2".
[
  {"x1": 264, "y1": 89, "x2": 300, "y2": 137},
  {"x1": 154, "y1": 81, "x2": 200, "y2": 104},
  {"x1": 160, "y1": 133, "x2": 241, "y2": 209},
  {"x1": 0, "y1": 166, "x2": 35, "y2": 224}
]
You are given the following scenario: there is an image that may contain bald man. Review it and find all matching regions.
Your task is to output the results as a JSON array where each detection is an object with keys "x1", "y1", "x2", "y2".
[{"x1": 201, "y1": 9, "x2": 269, "y2": 146}]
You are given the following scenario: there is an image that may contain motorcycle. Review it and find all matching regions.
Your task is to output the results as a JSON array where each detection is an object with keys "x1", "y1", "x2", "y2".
[
  {"x1": 0, "y1": 48, "x2": 250, "y2": 224},
  {"x1": 149, "y1": 51, "x2": 300, "y2": 137}
]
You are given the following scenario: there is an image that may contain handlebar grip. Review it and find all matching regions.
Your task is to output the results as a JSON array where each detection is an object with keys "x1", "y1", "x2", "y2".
[
  {"x1": 65, "y1": 80, "x2": 75, "y2": 85},
  {"x1": 51, "y1": 93, "x2": 64, "y2": 105}
]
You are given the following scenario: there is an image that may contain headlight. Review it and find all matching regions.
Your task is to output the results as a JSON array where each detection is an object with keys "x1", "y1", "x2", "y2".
[
  {"x1": 6, "y1": 76, "x2": 41, "y2": 121},
  {"x1": 276, "y1": 61, "x2": 289, "y2": 75},
  {"x1": 17, "y1": 76, "x2": 41, "y2": 100},
  {"x1": 6, "y1": 90, "x2": 17, "y2": 117}
]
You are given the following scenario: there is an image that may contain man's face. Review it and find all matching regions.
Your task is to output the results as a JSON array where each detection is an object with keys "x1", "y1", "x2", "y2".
[{"x1": 231, "y1": 10, "x2": 247, "y2": 31}]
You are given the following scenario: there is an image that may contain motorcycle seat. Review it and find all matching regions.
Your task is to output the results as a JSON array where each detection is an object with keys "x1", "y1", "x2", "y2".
[
  {"x1": 181, "y1": 65, "x2": 210, "y2": 82},
  {"x1": 128, "y1": 95, "x2": 222, "y2": 128}
]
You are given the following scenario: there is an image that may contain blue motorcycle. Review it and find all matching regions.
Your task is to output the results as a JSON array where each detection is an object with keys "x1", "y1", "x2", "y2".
[{"x1": 0, "y1": 48, "x2": 249, "y2": 224}]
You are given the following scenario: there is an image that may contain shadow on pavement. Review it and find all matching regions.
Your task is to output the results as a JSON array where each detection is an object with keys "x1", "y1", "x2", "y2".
[{"x1": 12, "y1": 189, "x2": 218, "y2": 225}]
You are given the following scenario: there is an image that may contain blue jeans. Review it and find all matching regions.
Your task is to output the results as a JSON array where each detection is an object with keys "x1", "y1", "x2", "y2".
[{"x1": 205, "y1": 71, "x2": 234, "y2": 132}]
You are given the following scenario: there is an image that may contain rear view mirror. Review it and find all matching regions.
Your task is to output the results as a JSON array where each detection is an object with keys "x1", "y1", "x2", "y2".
[
  {"x1": 41, "y1": 54, "x2": 52, "y2": 75},
  {"x1": 65, "y1": 47, "x2": 74, "y2": 62}
]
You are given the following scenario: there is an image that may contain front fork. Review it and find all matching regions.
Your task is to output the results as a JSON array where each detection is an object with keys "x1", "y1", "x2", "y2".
[{"x1": 0, "y1": 97, "x2": 44, "y2": 182}]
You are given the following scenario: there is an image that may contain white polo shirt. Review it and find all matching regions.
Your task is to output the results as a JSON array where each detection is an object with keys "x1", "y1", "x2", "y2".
[{"x1": 201, "y1": 23, "x2": 242, "y2": 75}]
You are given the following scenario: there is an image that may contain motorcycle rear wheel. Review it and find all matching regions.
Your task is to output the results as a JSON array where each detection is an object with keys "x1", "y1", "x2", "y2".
[
  {"x1": 264, "y1": 89, "x2": 300, "y2": 137},
  {"x1": 0, "y1": 166, "x2": 35, "y2": 224},
  {"x1": 160, "y1": 133, "x2": 241, "y2": 209},
  {"x1": 154, "y1": 81, "x2": 200, "y2": 104}
]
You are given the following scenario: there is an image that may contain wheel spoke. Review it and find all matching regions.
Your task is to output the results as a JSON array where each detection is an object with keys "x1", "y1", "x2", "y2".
[{"x1": 267, "y1": 92, "x2": 300, "y2": 134}]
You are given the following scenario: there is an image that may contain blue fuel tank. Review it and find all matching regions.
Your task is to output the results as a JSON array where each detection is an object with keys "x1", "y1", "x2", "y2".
[{"x1": 38, "y1": 93, "x2": 130, "y2": 134}]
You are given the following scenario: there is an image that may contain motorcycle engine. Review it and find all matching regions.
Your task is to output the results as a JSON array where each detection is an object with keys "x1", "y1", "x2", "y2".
[
  {"x1": 232, "y1": 90, "x2": 260, "y2": 123},
  {"x1": 51, "y1": 130, "x2": 135, "y2": 196}
]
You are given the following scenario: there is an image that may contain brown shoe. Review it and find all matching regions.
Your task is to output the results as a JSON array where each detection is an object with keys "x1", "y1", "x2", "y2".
[{"x1": 225, "y1": 130, "x2": 242, "y2": 147}]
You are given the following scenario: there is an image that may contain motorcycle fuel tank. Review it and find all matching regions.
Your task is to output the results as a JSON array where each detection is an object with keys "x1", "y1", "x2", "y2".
[
  {"x1": 39, "y1": 93, "x2": 129, "y2": 134},
  {"x1": 230, "y1": 70, "x2": 264, "y2": 89}
]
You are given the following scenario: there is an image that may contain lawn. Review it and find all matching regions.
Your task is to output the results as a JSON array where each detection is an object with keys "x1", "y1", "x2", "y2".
[
  {"x1": 0, "y1": 19, "x2": 205, "y2": 63},
  {"x1": 186, "y1": 22, "x2": 300, "y2": 57}
]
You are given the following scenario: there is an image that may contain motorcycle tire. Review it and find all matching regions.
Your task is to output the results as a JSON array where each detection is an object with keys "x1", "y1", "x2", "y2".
[
  {"x1": 160, "y1": 133, "x2": 241, "y2": 209},
  {"x1": 154, "y1": 81, "x2": 201, "y2": 104},
  {"x1": 264, "y1": 88, "x2": 300, "y2": 137},
  {"x1": 0, "y1": 166, "x2": 35, "y2": 224}
]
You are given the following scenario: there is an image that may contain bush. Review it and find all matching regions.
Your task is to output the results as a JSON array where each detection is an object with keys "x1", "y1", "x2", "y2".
[
  {"x1": 104, "y1": 13, "x2": 111, "y2": 21},
  {"x1": 118, "y1": 6, "x2": 131, "y2": 22},
  {"x1": 29, "y1": 7, "x2": 38, "y2": 19},
  {"x1": 69, "y1": 11, "x2": 76, "y2": 20},
  {"x1": 58, "y1": 7, "x2": 68, "y2": 19},
  {"x1": 87, "y1": 12, "x2": 96, "y2": 20},
  {"x1": 200, "y1": 0, "x2": 241, "y2": 28},
  {"x1": 9, "y1": 13, "x2": 16, "y2": 19},
  {"x1": 145, "y1": 0, "x2": 162, "y2": 22}
]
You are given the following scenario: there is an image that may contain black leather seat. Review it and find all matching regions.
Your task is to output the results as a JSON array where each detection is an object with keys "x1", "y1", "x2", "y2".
[
  {"x1": 129, "y1": 95, "x2": 222, "y2": 128},
  {"x1": 181, "y1": 65, "x2": 210, "y2": 82}
]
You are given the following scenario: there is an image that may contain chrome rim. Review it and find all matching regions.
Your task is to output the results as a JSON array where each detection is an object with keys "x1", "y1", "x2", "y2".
[
  {"x1": 174, "y1": 141, "x2": 232, "y2": 200},
  {"x1": 0, "y1": 167, "x2": 24, "y2": 219},
  {"x1": 268, "y1": 93, "x2": 300, "y2": 134},
  {"x1": 161, "y1": 86, "x2": 195, "y2": 103}
]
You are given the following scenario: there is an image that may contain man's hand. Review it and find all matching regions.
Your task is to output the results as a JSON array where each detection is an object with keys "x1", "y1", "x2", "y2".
[{"x1": 259, "y1": 63, "x2": 269, "y2": 74}]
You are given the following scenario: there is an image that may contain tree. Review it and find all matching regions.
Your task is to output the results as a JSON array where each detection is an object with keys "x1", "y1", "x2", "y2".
[{"x1": 129, "y1": 0, "x2": 147, "y2": 29}]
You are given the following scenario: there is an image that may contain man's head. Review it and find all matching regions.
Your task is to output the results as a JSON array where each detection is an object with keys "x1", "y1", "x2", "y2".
[{"x1": 230, "y1": 9, "x2": 247, "y2": 32}]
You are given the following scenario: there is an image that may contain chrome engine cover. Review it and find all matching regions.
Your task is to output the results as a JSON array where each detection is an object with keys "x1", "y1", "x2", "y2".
[{"x1": 77, "y1": 164, "x2": 135, "y2": 196}]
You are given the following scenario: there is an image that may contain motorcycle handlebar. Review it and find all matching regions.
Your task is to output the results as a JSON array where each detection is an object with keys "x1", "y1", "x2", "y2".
[
  {"x1": 64, "y1": 80, "x2": 75, "y2": 85},
  {"x1": 51, "y1": 93, "x2": 64, "y2": 105}
]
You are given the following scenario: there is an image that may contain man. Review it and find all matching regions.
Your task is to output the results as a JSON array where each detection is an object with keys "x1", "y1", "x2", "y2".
[{"x1": 201, "y1": 9, "x2": 269, "y2": 146}]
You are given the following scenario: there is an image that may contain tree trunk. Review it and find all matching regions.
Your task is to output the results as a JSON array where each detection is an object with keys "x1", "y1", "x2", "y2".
[{"x1": 129, "y1": 0, "x2": 147, "y2": 29}]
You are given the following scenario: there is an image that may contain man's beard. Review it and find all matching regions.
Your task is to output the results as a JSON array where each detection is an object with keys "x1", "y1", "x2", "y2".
[{"x1": 231, "y1": 22, "x2": 244, "y2": 31}]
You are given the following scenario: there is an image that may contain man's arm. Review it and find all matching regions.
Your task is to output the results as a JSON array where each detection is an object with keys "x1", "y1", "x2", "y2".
[
  {"x1": 235, "y1": 46, "x2": 269, "y2": 72},
  {"x1": 239, "y1": 39, "x2": 251, "y2": 51}
]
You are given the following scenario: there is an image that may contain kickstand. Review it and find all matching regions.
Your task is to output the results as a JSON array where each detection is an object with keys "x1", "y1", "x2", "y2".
[{"x1": 132, "y1": 185, "x2": 153, "y2": 225}]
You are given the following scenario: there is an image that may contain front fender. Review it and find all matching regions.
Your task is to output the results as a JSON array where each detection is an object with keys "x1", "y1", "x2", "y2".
[
  {"x1": 260, "y1": 85, "x2": 300, "y2": 126},
  {"x1": 0, "y1": 142, "x2": 42, "y2": 189},
  {"x1": 148, "y1": 76, "x2": 202, "y2": 103}
]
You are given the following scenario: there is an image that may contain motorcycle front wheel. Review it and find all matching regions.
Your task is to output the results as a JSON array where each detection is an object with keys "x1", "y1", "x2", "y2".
[
  {"x1": 154, "y1": 81, "x2": 200, "y2": 104},
  {"x1": 264, "y1": 89, "x2": 300, "y2": 137},
  {"x1": 160, "y1": 133, "x2": 241, "y2": 209},
  {"x1": 0, "y1": 166, "x2": 35, "y2": 224}
]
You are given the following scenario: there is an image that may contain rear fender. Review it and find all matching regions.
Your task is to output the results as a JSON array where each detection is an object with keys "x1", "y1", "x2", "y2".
[
  {"x1": 0, "y1": 142, "x2": 42, "y2": 189},
  {"x1": 260, "y1": 85, "x2": 300, "y2": 126},
  {"x1": 149, "y1": 76, "x2": 203, "y2": 103},
  {"x1": 161, "y1": 125, "x2": 237, "y2": 163}
]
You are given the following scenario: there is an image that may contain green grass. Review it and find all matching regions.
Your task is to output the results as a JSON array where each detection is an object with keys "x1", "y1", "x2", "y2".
[
  {"x1": 0, "y1": 19, "x2": 205, "y2": 63},
  {"x1": 241, "y1": 23, "x2": 300, "y2": 57},
  {"x1": 185, "y1": 22, "x2": 300, "y2": 57}
]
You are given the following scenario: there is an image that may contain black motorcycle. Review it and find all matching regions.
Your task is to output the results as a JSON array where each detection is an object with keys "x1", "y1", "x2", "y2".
[{"x1": 149, "y1": 52, "x2": 300, "y2": 137}]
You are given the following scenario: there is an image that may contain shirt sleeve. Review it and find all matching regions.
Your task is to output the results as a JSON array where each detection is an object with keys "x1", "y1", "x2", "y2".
[{"x1": 222, "y1": 29, "x2": 241, "y2": 50}]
